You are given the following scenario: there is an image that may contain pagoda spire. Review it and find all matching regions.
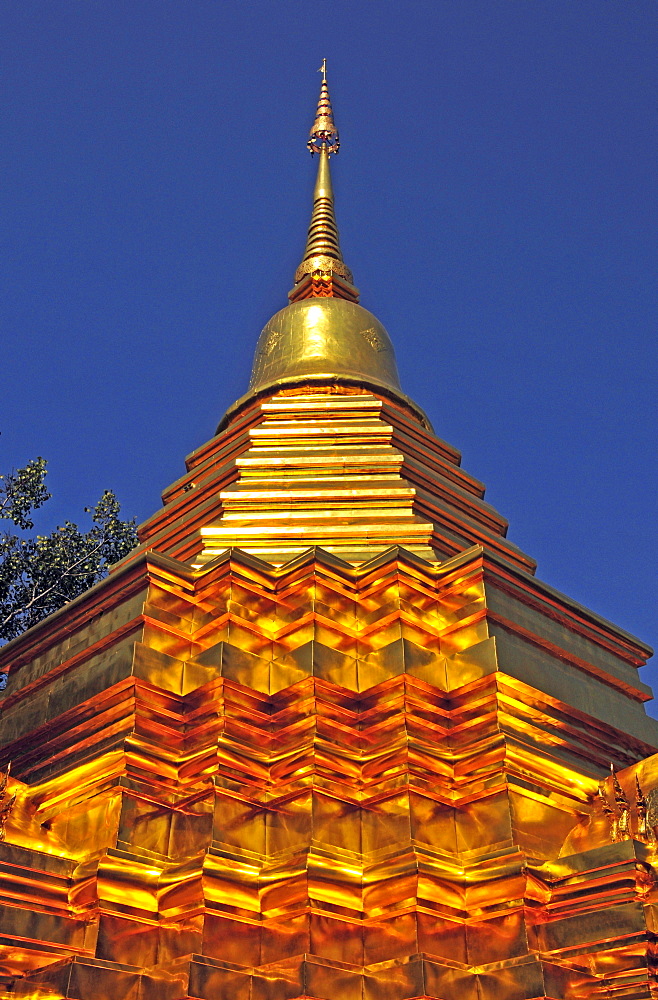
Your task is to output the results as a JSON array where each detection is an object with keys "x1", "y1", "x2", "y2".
[{"x1": 290, "y1": 61, "x2": 359, "y2": 303}]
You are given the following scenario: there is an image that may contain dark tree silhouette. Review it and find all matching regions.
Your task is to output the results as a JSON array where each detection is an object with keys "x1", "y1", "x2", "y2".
[{"x1": 0, "y1": 458, "x2": 137, "y2": 643}]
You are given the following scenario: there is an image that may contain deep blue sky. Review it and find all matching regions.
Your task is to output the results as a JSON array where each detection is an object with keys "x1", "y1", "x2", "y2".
[{"x1": 2, "y1": 3, "x2": 657, "y2": 694}]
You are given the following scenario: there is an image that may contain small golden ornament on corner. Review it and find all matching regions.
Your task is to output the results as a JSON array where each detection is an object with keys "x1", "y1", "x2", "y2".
[{"x1": 0, "y1": 763, "x2": 16, "y2": 843}]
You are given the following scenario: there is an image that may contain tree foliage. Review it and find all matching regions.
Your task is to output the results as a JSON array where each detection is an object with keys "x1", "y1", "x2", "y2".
[{"x1": 0, "y1": 458, "x2": 138, "y2": 643}]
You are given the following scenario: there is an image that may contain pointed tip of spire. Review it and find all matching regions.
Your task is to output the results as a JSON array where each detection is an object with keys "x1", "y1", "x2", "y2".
[{"x1": 308, "y1": 59, "x2": 339, "y2": 156}]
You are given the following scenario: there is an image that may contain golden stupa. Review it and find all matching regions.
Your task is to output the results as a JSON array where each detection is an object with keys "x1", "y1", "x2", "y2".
[{"x1": 1, "y1": 65, "x2": 657, "y2": 1000}]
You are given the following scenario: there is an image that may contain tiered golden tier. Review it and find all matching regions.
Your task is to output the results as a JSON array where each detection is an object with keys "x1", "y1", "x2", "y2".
[{"x1": 1, "y1": 419, "x2": 657, "y2": 998}]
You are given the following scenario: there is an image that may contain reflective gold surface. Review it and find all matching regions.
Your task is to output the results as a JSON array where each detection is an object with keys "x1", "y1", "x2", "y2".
[
  {"x1": 0, "y1": 533, "x2": 657, "y2": 999},
  {"x1": 0, "y1": 68, "x2": 656, "y2": 1000},
  {"x1": 294, "y1": 149, "x2": 353, "y2": 285},
  {"x1": 294, "y1": 65, "x2": 357, "y2": 297},
  {"x1": 190, "y1": 386, "x2": 529, "y2": 569},
  {"x1": 307, "y1": 61, "x2": 339, "y2": 155},
  {"x1": 249, "y1": 301, "x2": 401, "y2": 397}
]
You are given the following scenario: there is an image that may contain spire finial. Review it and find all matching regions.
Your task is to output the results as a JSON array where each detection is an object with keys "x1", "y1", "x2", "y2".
[
  {"x1": 308, "y1": 59, "x2": 339, "y2": 156},
  {"x1": 291, "y1": 63, "x2": 358, "y2": 302}
]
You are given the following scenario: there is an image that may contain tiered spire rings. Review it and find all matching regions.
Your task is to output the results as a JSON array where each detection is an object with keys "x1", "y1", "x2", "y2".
[
  {"x1": 307, "y1": 58, "x2": 340, "y2": 155},
  {"x1": 291, "y1": 60, "x2": 358, "y2": 301}
]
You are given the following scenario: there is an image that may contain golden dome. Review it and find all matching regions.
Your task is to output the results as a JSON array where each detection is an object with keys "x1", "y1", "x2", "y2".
[
  {"x1": 249, "y1": 298, "x2": 401, "y2": 395},
  {"x1": 218, "y1": 66, "x2": 432, "y2": 433},
  {"x1": 219, "y1": 297, "x2": 431, "y2": 432}
]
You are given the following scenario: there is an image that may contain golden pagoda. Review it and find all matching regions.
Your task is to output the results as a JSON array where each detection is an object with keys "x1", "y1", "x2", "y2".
[{"x1": 1, "y1": 66, "x2": 658, "y2": 1000}]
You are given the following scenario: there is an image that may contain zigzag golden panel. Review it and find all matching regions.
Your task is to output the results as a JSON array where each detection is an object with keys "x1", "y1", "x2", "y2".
[{"x1": 0, "y1": 545, "x2": 657, "y2": 999}]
